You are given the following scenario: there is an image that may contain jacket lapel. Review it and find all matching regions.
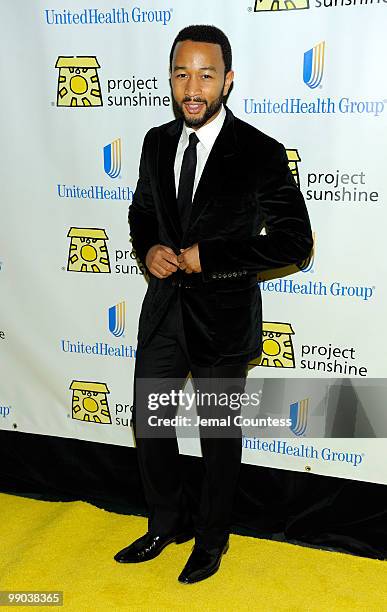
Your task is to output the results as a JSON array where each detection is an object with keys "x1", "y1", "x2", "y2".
[
  {"x1": 185, "y1": 107, "x2": 238, "y2": 235},
  {"x1": 157, "y1": 107, "x2": 238, "y2": 246},
  {"x1": 157, "y1": 117, "x2": 184, "y2": 247}
]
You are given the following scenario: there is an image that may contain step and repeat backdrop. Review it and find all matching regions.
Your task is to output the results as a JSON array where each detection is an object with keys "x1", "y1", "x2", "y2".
[{"x1": 1, "y1": 1, "x2": 386, "y2": 485}]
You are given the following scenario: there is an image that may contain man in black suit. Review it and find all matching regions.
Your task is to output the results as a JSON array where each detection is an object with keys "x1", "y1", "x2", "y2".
[{"x1": 114, "y1": 25, "x2": 313, "y2": 583}]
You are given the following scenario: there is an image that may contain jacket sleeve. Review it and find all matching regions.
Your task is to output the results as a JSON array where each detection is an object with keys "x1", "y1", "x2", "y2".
[
  {"x1": 128, "y1": 129, "x2": 159, "y2": 268},
  {"x1": 198, "y1": 143, "x2": 313, "y2": 282}
]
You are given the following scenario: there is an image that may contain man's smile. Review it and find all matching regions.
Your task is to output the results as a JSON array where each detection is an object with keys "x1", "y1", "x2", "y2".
[{"x1": 183, "y1": 99, "x2": 206, "y2": 115}]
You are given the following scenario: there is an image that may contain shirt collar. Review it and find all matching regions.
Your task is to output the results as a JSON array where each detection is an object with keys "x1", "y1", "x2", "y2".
[{"x1": 183, "y1": 105, "x2": 226, "y2": 151}]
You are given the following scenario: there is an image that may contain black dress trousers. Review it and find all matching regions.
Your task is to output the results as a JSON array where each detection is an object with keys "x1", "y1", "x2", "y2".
[{"x1": 132, "y1": 286, "x2": 250, "y2": 550}]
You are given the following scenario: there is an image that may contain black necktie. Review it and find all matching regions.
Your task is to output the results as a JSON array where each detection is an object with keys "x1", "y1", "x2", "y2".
[{"x1": 177, "y1": 132, "x2": 199, "y2": 233}]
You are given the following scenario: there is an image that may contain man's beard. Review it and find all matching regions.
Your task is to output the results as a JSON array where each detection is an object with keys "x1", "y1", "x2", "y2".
[{"x1": 176, "y1": 91, "x2": 224, "y2": 128}]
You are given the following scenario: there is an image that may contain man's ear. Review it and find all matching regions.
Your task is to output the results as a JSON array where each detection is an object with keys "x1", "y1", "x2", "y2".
[{"x1": 223, "y1": 70, "x2": 234, "y2": 96}]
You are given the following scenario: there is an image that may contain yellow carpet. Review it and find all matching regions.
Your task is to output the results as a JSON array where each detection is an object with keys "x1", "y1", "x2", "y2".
[{"x1": 0, "y1": 492, "x2": 386, "y2": 611}]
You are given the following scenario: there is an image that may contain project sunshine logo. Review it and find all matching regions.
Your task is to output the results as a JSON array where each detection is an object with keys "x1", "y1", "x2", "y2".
[
  {"x1": 254, "y1": 0, "x2": 309, "y2": 10},
  {"x1": 64, "y1": 227, "x2": 145, "y2": 276},
  {"x1": 284, "y1": 147, "x2": 380, "y2": 209},
  {"x1": 67, "y1": 227, "x2": 111, "y2": 273},
  {"x1": 249, "y1": 322, "x2": 369, "y2": 375},
  {"x1": 253, "y1": 0, "x2": 385, "y2": 11},
  {"x1": 69, "y1": 380, "x2": 133, "y2": 428},
  {"x1": 70, "y1": 380, "x2": 112, "y2": 423},
  {"x1": 251, "y1": 322, "x2": 296, "y2": 368},
  {"x1": 53, "y1": 53, "x2": 170, "y2": 110},
  {"x1": 285, "y1": 148, "x2": 301, "y2": 187},
  {"x1": 55, "y1": 56, "x2": 102, "y2": 107}
]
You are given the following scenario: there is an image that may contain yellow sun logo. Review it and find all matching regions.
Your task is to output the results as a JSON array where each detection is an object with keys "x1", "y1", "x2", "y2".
[
  {"x1": 70, "y1": 380, "x2": 112, "y2": 424},
  {"x1": 55, "y1": 56, "x2": 102, "y2": 107}
]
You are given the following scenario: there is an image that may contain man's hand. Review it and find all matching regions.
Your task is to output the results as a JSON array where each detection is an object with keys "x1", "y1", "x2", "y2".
[
  {"x1": 177, "y1": 244, "x2": 201, "y2": 274},
  {"x1": 145, "y1": 244, "x2": 179, "y2": 279}
]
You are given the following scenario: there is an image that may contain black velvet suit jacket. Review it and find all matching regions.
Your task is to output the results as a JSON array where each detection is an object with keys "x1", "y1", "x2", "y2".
[{"x1": 129, "y1": 107, "x2": 313, "y2": 366}]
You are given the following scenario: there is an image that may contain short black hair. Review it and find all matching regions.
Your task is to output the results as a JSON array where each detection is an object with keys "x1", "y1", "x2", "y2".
[{"x1": 169, "y1": 25, "x2": 232, "y2": 74}]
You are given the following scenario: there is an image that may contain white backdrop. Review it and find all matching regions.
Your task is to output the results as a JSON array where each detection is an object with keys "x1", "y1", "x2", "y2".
[{"x1": 1, "y1": 0, "x2": 386, "y2": 485}]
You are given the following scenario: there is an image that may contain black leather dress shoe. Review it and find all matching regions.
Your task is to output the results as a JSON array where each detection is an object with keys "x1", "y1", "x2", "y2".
[
  {"x1": 114, "y1": 531, "x2": 193, "y2": 563},
  {"x1": 178, "y1": 539, "x2": 229, "y2": 584}
]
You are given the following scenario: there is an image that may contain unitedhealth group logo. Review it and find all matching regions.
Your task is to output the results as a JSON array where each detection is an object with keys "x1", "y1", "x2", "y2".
[
  {"x1": 303, "y1": 41, "x2": 325, "y2": 89},
  {"x1": 289, "y1": 399, "x2": 309, "y2": 436},
  {"x1": 109, "y1": 301, "x2": 126, "y2": 337},
  {"x1": 104, "y1": 138, "x2": 122, "y2": 178},
  {"x1": 60, "y1": 300, "x2": 135, "y2": 360},
  {"x1": 57, "y1": 139, "x2": 133, "y2": 202},
  {"x1": 0, "y1": 404, "x2": 11, "y2": 418},
  {"x1": 244, "y1": 39, "x2": 385, "y2": 117},
  {"x1": 45, "y1": 7, "x2": 173, "y2": 26}
]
